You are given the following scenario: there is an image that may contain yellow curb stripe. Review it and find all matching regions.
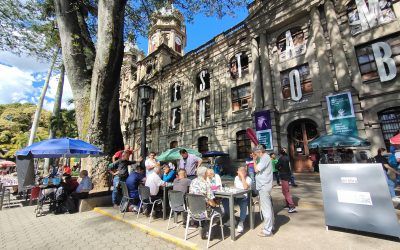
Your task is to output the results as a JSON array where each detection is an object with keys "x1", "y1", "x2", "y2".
[{"x1": 93, "y1": 207, "x2": 199, "y2": 250}]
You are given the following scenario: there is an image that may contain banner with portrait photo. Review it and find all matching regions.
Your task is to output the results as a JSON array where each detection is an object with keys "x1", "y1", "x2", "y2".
[{"x1": 254, "y1": 110, "x2": 273, "y2": 150}]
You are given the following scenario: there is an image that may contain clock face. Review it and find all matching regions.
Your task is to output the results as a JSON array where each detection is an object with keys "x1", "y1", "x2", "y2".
[{"x1": 175, "y1": 36, "x2": 181, "y2": 45}]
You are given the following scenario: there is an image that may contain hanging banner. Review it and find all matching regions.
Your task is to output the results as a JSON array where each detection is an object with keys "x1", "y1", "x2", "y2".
[
  {"x1": 254, "y1": 110, "x2": 273, "y2": 150},
  {"x1": 326, "y1": 92, "x2": 358, "y2": 137}
]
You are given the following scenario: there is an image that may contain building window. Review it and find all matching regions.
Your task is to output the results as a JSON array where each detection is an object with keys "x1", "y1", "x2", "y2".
[
  {"x1": 281, "y1": 64, "x2": 312, "y2": 100},
  {"x1": 277, "y1": 27, "x2": 306, "y2": 62},
  {"x1": 230, "y1": 52, "x2": 249, "y2": 79},
  {"x1": 175, "y1": 36, "x2": 182, "y2": 53},
  {"x1": 146, "y1": 64, "x2": 154, "y2": 75},
  {"x1": 170, "y1": 107, "x2": 181, "y2": 130},
  {"x1": 378, "y1": 107, "x2": 400, "y2": 150},
  {"x1": 196, "y1": 69, "x2": 210, "y2": 92},
  {"x1": 170, "y1": 82, "x2": 181, "y2": 102},
  {"x1": 347, "y1": 0, "x2": 396, "y2": 36},
  {"x1": 132, "y1": 66, "x2": 137, "y2": 81},
  {"x1": 196, "y1": 96, "x2": 210, "y2": 127},
  {"x1": 198, "y1": 137, "x2": 209, "y2": 154},
  {"x1": 236, "y1": 130, "x2": 251, "y2": 160},
  {"x1": 355, "y1": 35, "x2": 400, "y2": 83},
  {"x1": 231, "y1": 83, "x2": 251, "y2": 111}
]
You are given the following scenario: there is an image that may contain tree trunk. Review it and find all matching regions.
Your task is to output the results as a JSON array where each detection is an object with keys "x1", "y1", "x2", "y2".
[
  {"x1": 28, "y1": 48, "x2": 59, "y2": 146},
  {"x1": 49, "y1": 64, "x2": 65, "y2": 139},
  {"x1": 44, "y1": 64, "x2": 65, "y2": 174},
  {"x1": 86, "y1": 0, "x2": 126, "y2": 189},
  {"x1": 55, "y1": 0, "x2": 126, "y2": 190},
  {"x1": 54, "y1": 0, "x2": 95, "y2": 139}
]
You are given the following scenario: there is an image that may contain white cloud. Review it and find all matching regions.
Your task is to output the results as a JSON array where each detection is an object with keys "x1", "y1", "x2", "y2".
[
  {"x1": 0, "y1": 63, "x2": 74, "y2": 111},
  {"x1": 0, "y1": 64, "x2": 37, "y2": 104},
  {"x1": 0, "y1": 51, "x2": 50, "y2": 73}
]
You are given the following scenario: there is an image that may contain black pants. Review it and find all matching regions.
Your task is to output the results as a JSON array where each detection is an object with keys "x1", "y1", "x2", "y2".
[
  {"x1": 273, "y1": 172, "x2": 280, "y2": 185},
  {"x1": 66, "y1": 192, "x2": 89, "y2": 213}
]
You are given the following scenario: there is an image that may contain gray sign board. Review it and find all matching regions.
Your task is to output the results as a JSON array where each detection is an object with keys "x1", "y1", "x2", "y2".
[{"x1": 320, "y1": 163, "x2": 400, "y2": 238}]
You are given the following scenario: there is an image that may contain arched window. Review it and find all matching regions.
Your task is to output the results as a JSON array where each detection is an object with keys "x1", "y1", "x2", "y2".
[
  {"x1": 198, "y1": 137, "x2": 209, "y2": 154},
  {"x1": 175, "y1": 36, "x2": 182, "y2": 53},
  {"x1": 170, "y1": 141, "x2": 178, "y2": 149},
  {"x1": 347, "y1": 0, "x2": 396, "y2": 36},
  {"x1": 196, "y1": 69, "x2": 210, "y2": 92},
  {"x1": 236, "y1": 130, "x2": 251, "y2": 160},
  {"x1": 378, "y1": 107, "x2": 400, "y2": 150},
  {"x1": 230, "y1": 52, "x2": 249, "y2": 79},
  {"x1": 277, "y1": 27, "x2": 306, "y2": 61},
  {"x1": 170, "y1": 82, "x2": 181, "y2": 102}
]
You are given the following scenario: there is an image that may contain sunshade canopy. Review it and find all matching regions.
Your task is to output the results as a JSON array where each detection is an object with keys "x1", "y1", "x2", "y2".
[
  {"x1": 308, "y1": 134, "x2": 370, "y2": 148},
  {"x1": 156, "y1": 147, "x2": 202, "y2": 162}
]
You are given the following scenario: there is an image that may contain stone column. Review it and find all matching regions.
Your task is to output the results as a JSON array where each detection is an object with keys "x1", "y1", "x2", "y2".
[
  {"x1": 259, "y1": 33, "x2": 274, "y2": 109},
  {"x1": 325, "y1": 0, "x2": 351, "y2": 89},
  {"x1": 310, "y1": 6, "x2": 335, "y2": 92},
  {"x1": 251, "y1": 37, "x2": 263, "y2": 110}
]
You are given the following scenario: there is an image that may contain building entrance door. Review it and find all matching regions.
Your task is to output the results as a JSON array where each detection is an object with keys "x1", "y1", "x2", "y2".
[{"x1": 288, "y1": 119, "x2": 318, "y2": 172}]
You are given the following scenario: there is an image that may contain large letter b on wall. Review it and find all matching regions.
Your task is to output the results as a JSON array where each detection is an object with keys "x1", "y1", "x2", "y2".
[{"x1": 372, "y1": 42, "x2": 397, "y2": 82}]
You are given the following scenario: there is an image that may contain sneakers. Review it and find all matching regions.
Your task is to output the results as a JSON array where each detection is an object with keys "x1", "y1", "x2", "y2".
[
  {"x1": 236, "y1": 221, "x2": 244, "y2": 234},
  {"x1": 392, "y1": 197, "x2": 400, "y2": 203},
  {"x1": 257, "y1": 231, "x2": 273, "y2": 237},
  {"x1": 288, "y1": 207, "x2": 297, "y2": 213}
]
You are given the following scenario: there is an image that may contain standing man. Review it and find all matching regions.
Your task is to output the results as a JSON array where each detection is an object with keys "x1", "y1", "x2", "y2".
[
  {"x1": 108, "y1": 151, "x2": 142, "y2": 209},
  {"x1": 277, "y1": 148, "x2": 297, "y2": 213},
  {"x1": 179, "y1": 149, "x2": 202, "y2": 180},
  {"x1": 253, "y1": 145, "x2": 274, "y2": 237}
]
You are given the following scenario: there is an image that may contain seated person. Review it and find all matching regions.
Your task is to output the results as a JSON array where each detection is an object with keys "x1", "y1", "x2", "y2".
[
  {"x1": 162, "y1": 164, "x2": 176, "y2": 183},
  {"x1": 189, "y1": 166, "x2": 223, "y2": 239},
  {"x1": 173, "y1": 169, "x2": 191, "y2": 194},
  {"x1": 62, "y1": 174, "x2": 79, "y2": 195},
  {"x1": 144, "y1": 166, "x2": 165, "y2": 216},
  {"x1": 222, "y1": 166, "x2": 252, "y2": 233},
  {"x1": 125, "y1": 165, "x2": 146, "y2": 212},
  {"x1": 206, "y1": 168, "x2": 222, "y2": 189},
  {"x1": 70, "y1": 170, "x2": 92, "y2": 203}
]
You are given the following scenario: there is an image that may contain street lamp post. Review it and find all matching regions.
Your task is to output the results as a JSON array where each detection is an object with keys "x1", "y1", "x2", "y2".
[{"x1": 138, "y1": 83, "x2": 153, "y2": 164}]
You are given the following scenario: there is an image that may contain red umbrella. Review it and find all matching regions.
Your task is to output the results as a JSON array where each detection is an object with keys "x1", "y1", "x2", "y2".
[
  {"x1": 390, "y1": 133, "x2": 400, "y2": 145},
  {"x1": 0, "y1": 161, "x2": 16, "y2": 168}
]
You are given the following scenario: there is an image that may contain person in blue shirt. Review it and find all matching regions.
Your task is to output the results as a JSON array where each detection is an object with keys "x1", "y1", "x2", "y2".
[
  {"x1": 125, "y1": 165, "x2": 146, "y2": 210},
  {"x1": 162, "y1": 164, "x2": 176, "y2": 183}
]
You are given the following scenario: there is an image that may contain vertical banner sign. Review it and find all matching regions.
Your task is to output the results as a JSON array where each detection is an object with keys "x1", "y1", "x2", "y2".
[
  {"x1": 326, "y1": 92, "x2": 358, "y2": 137},
  {"x1": 254, "y1": 110, "x2": 273, "y2": 150}
]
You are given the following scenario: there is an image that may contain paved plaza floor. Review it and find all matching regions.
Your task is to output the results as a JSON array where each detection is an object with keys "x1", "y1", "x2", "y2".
[{"x1": 0, "y1": 206, "x2": 180, "y2": 250}]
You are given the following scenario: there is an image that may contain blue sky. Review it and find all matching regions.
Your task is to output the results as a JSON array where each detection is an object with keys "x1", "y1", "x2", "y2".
[{"x1": 0, "y1": 6, "x2": 248, "y2": 111}]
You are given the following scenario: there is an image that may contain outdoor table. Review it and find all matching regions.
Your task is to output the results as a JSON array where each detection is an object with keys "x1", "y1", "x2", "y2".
[
  {"x1": 0, "y1": 184, "x2": 18, "y2": 210},
  {"x1": 162, "y1": 184, "x2": 173, "y2": 220},
  {"x1": 214, "y1": 189, "x2": 254, "y2": 241}
]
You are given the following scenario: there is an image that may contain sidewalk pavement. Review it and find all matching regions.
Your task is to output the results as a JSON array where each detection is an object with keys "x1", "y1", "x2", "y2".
[{"x1": 93, "y1": 173, "x2": 400, "y2": 250}]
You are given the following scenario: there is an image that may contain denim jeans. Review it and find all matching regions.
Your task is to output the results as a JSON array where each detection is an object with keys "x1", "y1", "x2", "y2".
[
  {"x1": 221, "y1": 196, "x2": 249, "y2": 223},
  {"x1": 112, "y1": 176, "x2": 120, "y2": 205}
]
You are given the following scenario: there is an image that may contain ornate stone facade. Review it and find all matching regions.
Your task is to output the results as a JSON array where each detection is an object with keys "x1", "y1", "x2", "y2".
[{"x1": 120, "y1": 0, "x2": 400, "y2": 172}]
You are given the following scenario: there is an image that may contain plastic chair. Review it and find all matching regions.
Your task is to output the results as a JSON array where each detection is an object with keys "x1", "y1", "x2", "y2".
[
  {"x1": 167, "y1": 190, "x2": 186, "y2": 230},
  {"x1": 137, "y1": 186, "x2": 163, "y2": 223},
  {"x1": 119, "y1": 181, "x2": 136, "y2": 218},
  {"x1": 185, "y1": 193, "x2": 224, "y2": 249}
]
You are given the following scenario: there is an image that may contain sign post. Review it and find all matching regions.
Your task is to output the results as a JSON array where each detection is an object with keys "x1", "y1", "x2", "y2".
[{"x1": 320, "y1": 163, "x2": 400, "y2": 238}]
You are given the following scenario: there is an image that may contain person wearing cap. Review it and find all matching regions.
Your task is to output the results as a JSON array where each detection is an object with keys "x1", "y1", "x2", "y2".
[
  {"x1": 162, "y1": 164, "x2": 176, "y2": 183},
  {"x1": 252, "y1": 145, "x2": 274, "y2": 237}
]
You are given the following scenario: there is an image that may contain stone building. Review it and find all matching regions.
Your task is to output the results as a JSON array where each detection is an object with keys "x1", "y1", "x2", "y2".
[{"x1": 120, "y1": 0, "x2": 400, "y2": 172}]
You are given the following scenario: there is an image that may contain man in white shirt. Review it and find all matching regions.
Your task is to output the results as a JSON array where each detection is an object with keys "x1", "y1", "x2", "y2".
[
  {"x1": 145, "y1": 152, "x2": 159, "y2": 176},
  {"x1": 145, "y1": 166, "x2": 165, "y2": 197}
]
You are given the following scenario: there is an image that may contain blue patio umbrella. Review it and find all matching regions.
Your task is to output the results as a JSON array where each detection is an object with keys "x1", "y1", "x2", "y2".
[
  {"x1": 202, "y1": 151, "x2": 229, "y2": 157},
  {"x1": 308, "y1": 134, "x2": 370, "y2": 149},
  {"x1": 16, "y1": 138, "x2": 103, "y2": 158}
]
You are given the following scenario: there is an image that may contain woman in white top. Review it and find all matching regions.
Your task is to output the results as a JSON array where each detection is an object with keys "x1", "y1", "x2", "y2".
[
  {"x1": 206, "y1": 168, "x2": 222, "y2": 188},
  {"x1": 233, "y1": 166, "x2": 252, "y2": 233}
]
